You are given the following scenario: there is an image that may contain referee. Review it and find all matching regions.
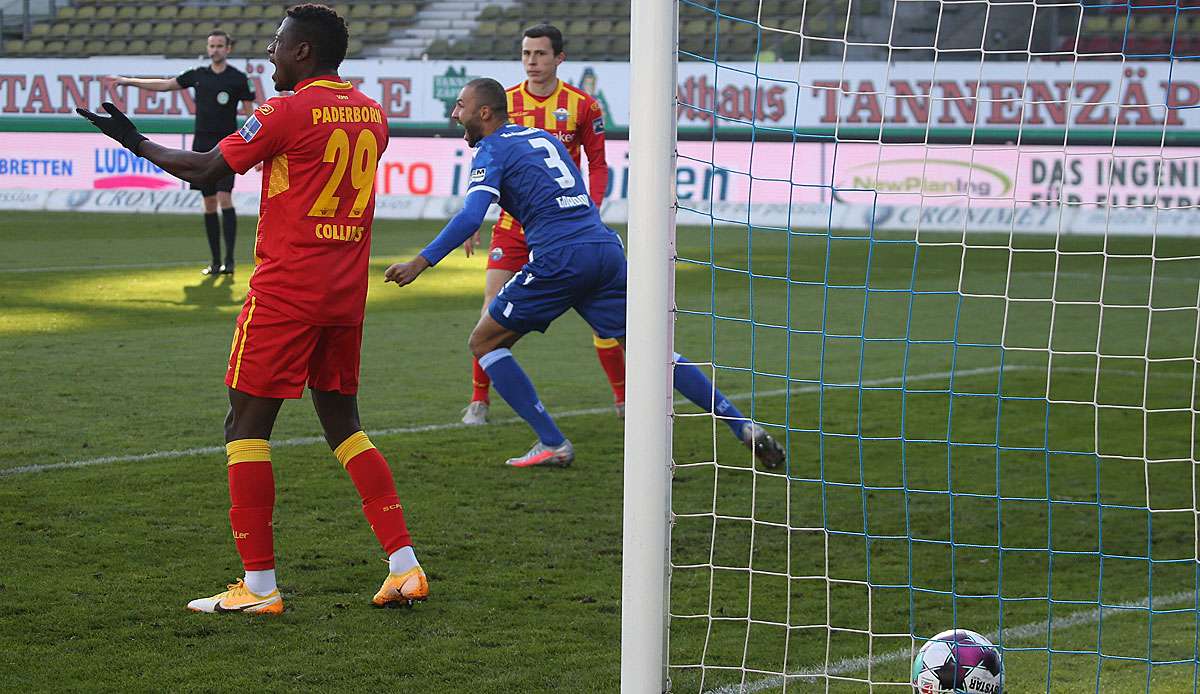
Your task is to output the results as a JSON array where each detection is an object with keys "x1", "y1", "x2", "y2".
[{"x1": 108, "y1": 30, "x2": 257, "y2": 275}]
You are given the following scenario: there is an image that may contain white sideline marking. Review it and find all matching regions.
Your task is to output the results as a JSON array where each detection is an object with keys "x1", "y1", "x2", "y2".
[
  {"x1": 0, "y1": 261, "x2": 201, "y2": 274},
  {"x1": 4, "y1": 363, "x2": 1191, "y2": 479},
  {"x1": 1, "y1": 367, "x2": 995, "y2": 479},
  {"x1": 707, "y1": 590, "x2": 1196, "y2": 694}
]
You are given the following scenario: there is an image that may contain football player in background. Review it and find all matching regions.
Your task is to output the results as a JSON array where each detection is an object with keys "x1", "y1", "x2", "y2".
[
  {"x1": 386, "y1": 78, "x2": 786, "y2": 471},
  {"x1": 81, "y1": 4, "x2": 428, "y2": 615},
  {"x1": 458, "y1": 23, "x2": 625, "y2": 426}
]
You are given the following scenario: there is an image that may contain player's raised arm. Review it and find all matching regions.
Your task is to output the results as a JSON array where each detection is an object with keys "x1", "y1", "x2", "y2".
[
  {"x1": 385, "y1": 188, "x2": 495, "y2": 287},
  {"x1": 76, "y1": 102, "x2": 233, "y2": 185}
]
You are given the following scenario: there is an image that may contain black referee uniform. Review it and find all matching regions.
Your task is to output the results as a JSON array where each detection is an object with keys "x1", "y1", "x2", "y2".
[
  {"x1": 176, "y1": 64, "x2": 256, "y2": 273},
  {"x1": 178, "y1": 64, "x2": 255, "y2": 194}
]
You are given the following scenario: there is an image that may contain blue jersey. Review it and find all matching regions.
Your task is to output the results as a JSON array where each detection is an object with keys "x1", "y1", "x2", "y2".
[{"x1": 468, "y1": 124, "x2": 619, "y2": 256}]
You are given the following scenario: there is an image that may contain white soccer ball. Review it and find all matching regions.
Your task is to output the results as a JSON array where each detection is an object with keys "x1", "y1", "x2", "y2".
[{"x1": 911, "y1": 628, "x2": 1004, "y2": 694}]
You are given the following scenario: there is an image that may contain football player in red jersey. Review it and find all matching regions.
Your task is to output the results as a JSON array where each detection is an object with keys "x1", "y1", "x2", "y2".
[
  {"x1": 77, "y1": 4, "x2": 428, "y2": 615},
  {"x1": 459, "y1": 23, "x2": 625, "y2": 426}
]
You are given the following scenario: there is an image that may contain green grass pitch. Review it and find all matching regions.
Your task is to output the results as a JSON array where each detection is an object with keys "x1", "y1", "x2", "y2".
[{"x1": 0, "y1": 211, "x2": 1197, "y2": 692}]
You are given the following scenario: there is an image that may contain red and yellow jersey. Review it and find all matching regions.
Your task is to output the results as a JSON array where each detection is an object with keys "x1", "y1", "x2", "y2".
[
  {"x1": 492, "y1": 79, "x2": 607, "y2": 238},
  {"x1": 219, "y1": 75, "x2": 389, "y2": 326}
]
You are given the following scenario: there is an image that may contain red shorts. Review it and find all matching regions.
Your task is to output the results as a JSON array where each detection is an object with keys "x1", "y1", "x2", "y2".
[
  {"x1": 487, "y1": 222, "x2": 529, "y2": 273},
  {"x1": 225, "y1": 295, "x2": 362, "y2": 399}
]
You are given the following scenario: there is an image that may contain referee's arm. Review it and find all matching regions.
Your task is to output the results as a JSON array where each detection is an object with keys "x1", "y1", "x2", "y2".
[{"x1": 107, "y1": 76, "x2": 182, "y2": 92}]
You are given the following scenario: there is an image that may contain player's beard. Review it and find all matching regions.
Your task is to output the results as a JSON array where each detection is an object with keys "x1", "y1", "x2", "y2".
[{"x1": 463, "y1": 123, "x2": 482, "y2": 147}]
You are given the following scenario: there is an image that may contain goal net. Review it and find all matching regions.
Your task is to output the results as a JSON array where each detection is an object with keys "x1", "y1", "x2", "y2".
[{"x1": 631, "y1": 0, "x2": 1200, "y2": 691}]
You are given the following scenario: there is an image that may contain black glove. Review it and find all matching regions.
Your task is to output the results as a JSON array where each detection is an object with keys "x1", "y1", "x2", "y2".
[{"x1": 75, "y1": 102, "x2": 148, "y2": 154}]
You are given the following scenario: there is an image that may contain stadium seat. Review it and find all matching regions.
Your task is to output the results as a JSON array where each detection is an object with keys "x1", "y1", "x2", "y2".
[
  {"x1": 125, "y1": 38, "x2": 148, "y2": 54},
  {"x1": 156, "y1": 6, "x2": 178, "y2": 20},
  {"x1": 116, "y1": 6, "x2": 137, "y2": 20},
  {"x1": 502, "y1": 5, "x2": 524, "y2": 20},
  {"x1": 3, "y1": 39, "x2": 24, "y2": 56},
  {"x1": 50, "y1": 23, "x2": 70, "y2": 38},
  {"x1": 235, "y1": 20, "x2": 260, "y2": 41},
  {"x1": 94, "y1": 5, "x2": 115, "y2": 20},
  {"x1": 22, "y1": 39, "x2": 44, "y2": 55},
  {"x1": 394, "y1": 3, "x2": 417, "y2": 20},
  {"x1": 347, "y1": 37, "x2": 363, "y2": 56},
  {"x1": 425, "y1": 37, "x2": 450, "y2": 57},
  {"x1": 1082, "y1": 14, "x2": 1110, "y2": 33},
  {"x1": 146, "y1": 38, "x2": 167, "y2": 55},
  {"x1": 1132, "y1": 12, "x2": 1166, "y2": 34},
  {"x1": 57, "y1": 6, "x2": 78, "y2": 20},
  {"x1": 30, "y1": 22, "x2": 50, "y2": 37},
  {"x1": 219, "y1": 6, "x2": 243, "y2": 20},
  {"x1": 612, "y1": 34, "x2": 630, "y2": 57},
  {"x1": 43, "y1": 39, "x2": 65, "y2": 54},
  {"x1": 369, "y1": 4, "x2": 393, "y2": 20},
  {"x1": 177, "y1": 6, "x2": 199, "y2": 21},
  {"x1": 132, "y1": 22, "x2": 153, "y2": 38},
  {"x1": 348, "y1": 4, "x2": 371, "y2": 20},
  {"x1": 165, "y1": 38, "x2": 190, "y2": 56},
  {"x1": 111, "y1": 22, "x2": 134, "y2": 37},
  {"x1": 478, "y1": 5, "x2": 502, "y2": 20},
  {"x1": 69, "y1": 23, "x2": 91, "y2": 38},
  {"x1": 549, "y1": 1, "x2": 573, "y2": 18},
  {"x1": 98, "y1": 38, "x2": 124, "y2": 55},
  {"x1": 363, "y1": 21, "x2": 391, "y2": 39},
  {"x1": 199, "y1": 6, "x2": 221, "y2": 22}
]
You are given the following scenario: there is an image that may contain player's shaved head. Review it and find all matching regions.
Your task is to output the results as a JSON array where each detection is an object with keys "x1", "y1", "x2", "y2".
[
  {"x1": 466, "y1": 78, "x2": 508, "y2": 118},
  {"x1": 453, "y1": 78, "x2": 509, "y2": 147}
]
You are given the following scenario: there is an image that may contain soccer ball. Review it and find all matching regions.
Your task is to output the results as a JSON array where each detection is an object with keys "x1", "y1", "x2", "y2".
[{"x1": 911, "y1": 629, "x2": 1004, "y2": 694}]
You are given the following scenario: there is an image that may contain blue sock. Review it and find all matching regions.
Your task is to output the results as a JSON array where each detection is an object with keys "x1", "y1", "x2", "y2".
[
  {"x1": 673, "y1": 353, "x2": 747, "y2": 438},
  {"x1": 479, "y1": 348, "x2": 566, "y2": 446}
]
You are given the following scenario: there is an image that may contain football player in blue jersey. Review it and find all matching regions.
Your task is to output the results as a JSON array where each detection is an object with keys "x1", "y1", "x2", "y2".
[{"x1": 385, "y1": 78, "x2": 785, "y2": 469}]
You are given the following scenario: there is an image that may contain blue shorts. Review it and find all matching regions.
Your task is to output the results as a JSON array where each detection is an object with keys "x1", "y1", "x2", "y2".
[{"x1": 488, "y1": 242, "x2": 626, "y2": 338}]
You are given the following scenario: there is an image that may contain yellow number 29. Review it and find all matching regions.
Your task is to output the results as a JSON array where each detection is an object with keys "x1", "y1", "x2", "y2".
[{"x1": 307, "y1": 127, "x2": 379, "y2": 218}]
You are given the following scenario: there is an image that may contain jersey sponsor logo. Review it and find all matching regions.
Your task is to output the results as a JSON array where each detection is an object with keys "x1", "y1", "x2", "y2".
[
  {"x1": 256, "y1": 104, "x2": 275, "y2": 116},
  {"x1": 470, "y1": 167, "x2": 486, "y2": 183},
  {"x1": 558, "y1": 133, "x2": 575, "y2": 143},
  {"x1": 556, "y1": 193, "x2": 590, "y2": 209},
  {"x1": 553, "y1": 107, "x2": 569, "y2": 122},
  {"x1": 593, "y1": 116, "x2": 605, "y2": 134},
  {"x1": 238, "y1": 114, "x2": 262, "y2": 142},
  {"x1": 216, "y1": 90, "x2": 230, "y2": 105}
]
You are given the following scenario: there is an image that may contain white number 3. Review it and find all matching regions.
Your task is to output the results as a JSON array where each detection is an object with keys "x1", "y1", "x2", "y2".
[{"x1": 530, "y1": 137, "x2": 576, "y2": 189}]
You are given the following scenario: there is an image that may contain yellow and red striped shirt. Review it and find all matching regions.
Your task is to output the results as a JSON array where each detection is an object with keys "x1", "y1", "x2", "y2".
[{"x1": 492, "y1": 79, "x2": 608, "y2": 239}]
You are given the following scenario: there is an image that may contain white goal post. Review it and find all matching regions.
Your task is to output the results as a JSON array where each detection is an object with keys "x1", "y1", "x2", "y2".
[{"x1": 621, "y1": 1, "x2": 678, "y2": 692}]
